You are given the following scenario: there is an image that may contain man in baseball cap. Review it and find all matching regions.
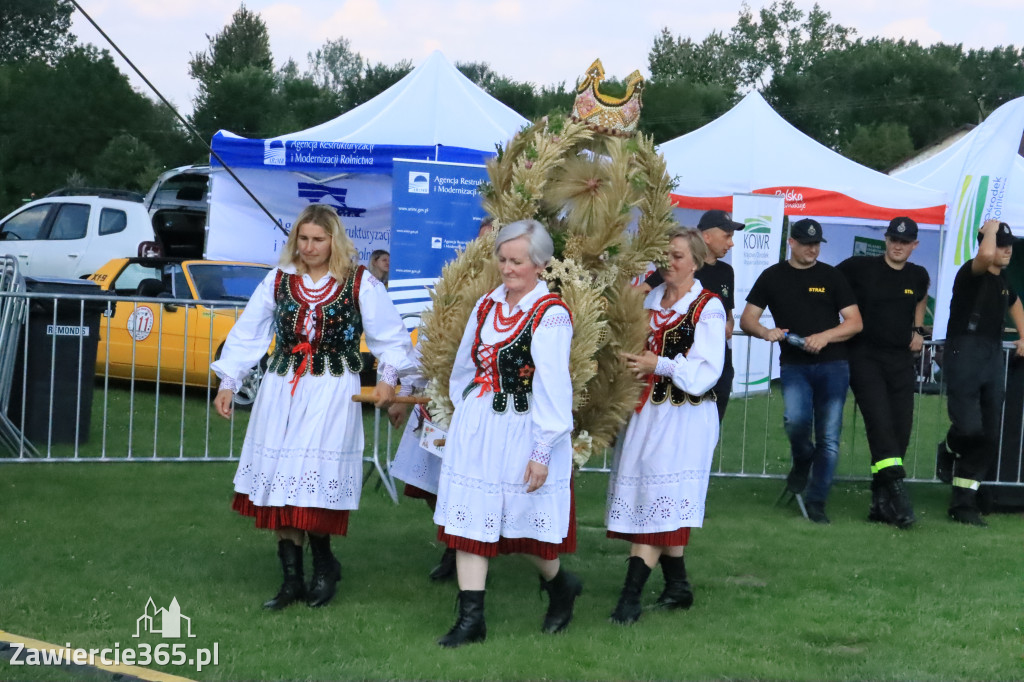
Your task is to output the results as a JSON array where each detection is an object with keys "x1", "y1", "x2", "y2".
[
  {"x1": 939, "y1": 219, "x2": 1024, "y2": 526},
  {"x1": 789, "y1": 218, "x2": 827, "y2": 244},
  {"x1": 838, "y1": 216, "x2": 929, "y2": 528},
  {"x1": 740, "y1": 216, "x2": 862, "y2": 524}
]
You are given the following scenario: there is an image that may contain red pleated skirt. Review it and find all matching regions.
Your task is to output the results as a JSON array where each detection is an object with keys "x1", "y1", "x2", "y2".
[
  {"x1": 606, "y1": 527, "x2": 690, "y2": 546},
  {"x1": 232, "y1": 493, "x2": 350, "y2": 536},
  {"x1": 403, "y1": 483, "x2": 437, "y2": 505},
  {"x1": 437, "y1": 482, "x2": 577, "y2": 560}
]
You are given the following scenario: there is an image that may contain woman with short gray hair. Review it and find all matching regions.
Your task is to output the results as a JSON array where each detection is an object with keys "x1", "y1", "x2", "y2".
[{"x1": 433, "y1": 219, "x2": 581, "y2": 647}]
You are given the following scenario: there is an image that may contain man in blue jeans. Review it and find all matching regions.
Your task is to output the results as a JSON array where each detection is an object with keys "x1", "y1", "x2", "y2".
[{"x1": 740, "y1": 219, "x2": 862, "y2": 523}]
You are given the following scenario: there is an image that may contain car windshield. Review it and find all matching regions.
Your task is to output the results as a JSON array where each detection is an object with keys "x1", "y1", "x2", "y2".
[{"x1": 186, "y1": 263, "x2": 270, "y2": 302}]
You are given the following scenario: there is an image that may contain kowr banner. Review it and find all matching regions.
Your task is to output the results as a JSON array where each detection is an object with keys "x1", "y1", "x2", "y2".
[
  {"x1": 207, "y1": 168, "x2": 392, "y2": 267},
  {"x1": 731, "y1": 193, "x2": 785, "y2": 394},
  {"x1": 389, "y1": 159, "x2": 489, "y2": 319}
]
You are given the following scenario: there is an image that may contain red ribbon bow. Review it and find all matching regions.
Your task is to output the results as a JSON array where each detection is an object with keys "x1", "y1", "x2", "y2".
[{"x1": 288, "y1": 341, "x2": 313, "y2": 396}]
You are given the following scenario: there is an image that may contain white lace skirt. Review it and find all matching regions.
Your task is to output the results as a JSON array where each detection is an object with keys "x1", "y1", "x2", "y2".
[
  {"x1": 232, "y1": 370, "x2": 365, "y2": 510},
  {"x1": 433, "y1": 392, "x2": 572, "y2": 545},
  {"x1": 606, "y1": 399, "x2": 718, "y2": 534},
  {"x1": 390, "y1": 408, "x2": 442, "y2": 495}
]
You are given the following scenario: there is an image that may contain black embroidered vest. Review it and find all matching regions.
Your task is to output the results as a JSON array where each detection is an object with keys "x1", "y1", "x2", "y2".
[
  {"x1": 464, "y1": 292, "x2": 570, "y2": 414},
  {"x1": 266, "y1": 266, "x2": 365, "y2": 378},
  {"x1": 643, "y1": 289, "x2": 719, "y2": 408}
]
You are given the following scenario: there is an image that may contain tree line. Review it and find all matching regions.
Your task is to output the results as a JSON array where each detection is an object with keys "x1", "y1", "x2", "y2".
[{"x1": 1, "y1": 0, "x2": 1022, "y2": 215}]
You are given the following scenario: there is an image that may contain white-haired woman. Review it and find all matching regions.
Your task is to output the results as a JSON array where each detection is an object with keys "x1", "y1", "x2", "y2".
[
  {"x1": 607, "y1": 227, "x2": 726, "y2": 624},
  {"x1": 433, "y1": 219, "x2": 580, "y2": 647},
  {"x1": 211, "y1": 204, "x2": 413, "y2": 611}
]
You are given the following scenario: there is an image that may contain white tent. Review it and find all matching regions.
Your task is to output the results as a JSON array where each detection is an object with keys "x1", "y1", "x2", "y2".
[
  {"x1": 657, "y1": 91, "x2": 950, "y2": 295},
  {"x1": 206, "y1": 51, "x2": 528, "y2": 265},
  {"x1": 659, "y1": 91, "x2": 948, "y2": 228}
]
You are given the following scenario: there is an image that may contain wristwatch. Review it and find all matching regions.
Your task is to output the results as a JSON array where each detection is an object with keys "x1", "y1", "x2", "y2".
[{"x1": 913, "y1": 326, "x2": 926, "y2": 336}]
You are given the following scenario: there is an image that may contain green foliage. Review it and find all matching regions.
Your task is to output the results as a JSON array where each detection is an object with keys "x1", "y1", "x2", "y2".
[
  {"x1": 306, "y1": 36, "x2": 365, "y2": 95},
  {"x1": 0, "y1": 46, "x2": 191, "y2": 213},
  {"x1": 188, "y1": 3, "x2": 274, "y2": 95},
  {"x1": 91, "y1": 134, "x2": 163, "y2": 193},
  {"x1": 0, "y1": 0, "x2": 75, "y2": 64},
  {"x1": 843, "y1": 122, "x2": 916, "y2": 171},
  {"x1": 637, "y1": 79, "x2": 736, "y2": 143}
]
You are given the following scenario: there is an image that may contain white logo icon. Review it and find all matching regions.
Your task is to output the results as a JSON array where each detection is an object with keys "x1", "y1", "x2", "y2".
[
  {"x1": 126, "y1": 306, "x2": 155, "y2": 342},
  {"x1": 134, "y1": 597, "x2": 196, "y2": 639},
  {"x1": 807, "y1": 226, "x2": 817, "y2": 236},
  {"x1": 431, "y1": 237, "x2": 443, "y2": 249},
  {"x1": 264, "y1": 140, "x2": 286, "y2": 166},
  {"x1": 409, "y1": 172, "x2": 430, "y2": 194}
]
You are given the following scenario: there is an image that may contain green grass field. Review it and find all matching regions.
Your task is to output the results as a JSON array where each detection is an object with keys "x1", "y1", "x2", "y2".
[{"x1": 1, "y1": 462, "x2": 1021, "y2": 681}]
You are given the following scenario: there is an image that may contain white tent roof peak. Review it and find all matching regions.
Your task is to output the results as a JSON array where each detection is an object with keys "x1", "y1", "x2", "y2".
[
  {"x1": 273, "y1": 50, "x2": 528, "y2": 151},
  {"x1": 659, "y1": 91, "x2": 947, "y2": 224}
]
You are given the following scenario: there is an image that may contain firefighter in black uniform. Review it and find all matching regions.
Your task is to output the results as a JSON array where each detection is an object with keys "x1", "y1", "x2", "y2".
[
  {"x1": 937, "y1": 219, "x2": 1024, "y2": 526},
  {"x1": 837, "y1": 217, "x2": 929, "y2": 528}
]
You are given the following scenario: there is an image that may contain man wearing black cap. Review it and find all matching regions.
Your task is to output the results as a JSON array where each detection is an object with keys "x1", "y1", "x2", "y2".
[
  {"x1": 645, "y1": 209, "x2": 744, "y2": 420},
  {"x1": 938, "y1": 219, "x2": 1024, "y2": 526},
  {"x1": 837, "y1": 217, "x2": 929, "y2": 528},
  {"x1": 740, "y1": 218, "x2": 862, "y2": 524}
]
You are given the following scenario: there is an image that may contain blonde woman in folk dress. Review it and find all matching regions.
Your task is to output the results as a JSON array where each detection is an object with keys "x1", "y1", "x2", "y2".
[
  {"x1": 608, "y1": 228, "x2": 726, "y2": 625},
  {"x1": 212, "y1": 204, "x2": 413, "y2": 611},
  {"x1": 433, "y1": 219, "x2": 581, "y2": 648}
]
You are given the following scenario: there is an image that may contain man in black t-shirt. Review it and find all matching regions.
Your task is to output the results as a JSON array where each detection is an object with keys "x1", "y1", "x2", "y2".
[
  {"x1": 740, "y1": 219, "x2": 863, "y2": 524},
  {"x1": 938, "y1": 219, "x2": 1024, "y2": 526},
  {"x1": 837, "y1": 217, "x2": 929, "y2": 529},
  {"x1": 646, "y1": 209, "x2": 743, "y2": 420}
]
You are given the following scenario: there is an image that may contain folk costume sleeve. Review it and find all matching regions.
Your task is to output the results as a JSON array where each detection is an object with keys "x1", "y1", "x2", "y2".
[
  {"x1": 397, "y1": 341, "x2": 427, "y2": 397},
  {"x1": 655, "y1": 296, "x2": 727, "y2": 396},
  {"x1": 527, "y1": 304, "x2": 574, "y2": 466},
  {"x1": 358, "y1": 269, "x2": 415, "y2": 386},
  {"x1": 448, "y1": 298, "x2": 484, "y2": 412},
  {"x1": 210, "y1": 268, "x2": 278, "y2": 388}
]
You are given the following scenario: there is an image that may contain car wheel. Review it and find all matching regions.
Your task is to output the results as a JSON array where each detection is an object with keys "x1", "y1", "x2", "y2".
[{"x1": 233, "y1": 354, "x2": 269, "y2": 410}]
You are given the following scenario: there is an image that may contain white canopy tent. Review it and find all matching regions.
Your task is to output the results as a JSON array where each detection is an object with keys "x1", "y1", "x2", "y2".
[
  {"x1": 206, "y1": 50, "x2": 528, "y2": 265},
  {"x1": 657, "y1": 91, "x2": 950, "y2": 293}
]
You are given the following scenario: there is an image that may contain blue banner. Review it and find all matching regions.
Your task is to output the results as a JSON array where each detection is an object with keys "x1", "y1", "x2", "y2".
[
  {"x1": 210, "y1": 133, "x2": 494, "y2": 174},
  {"x1": 388, "y1": 159, "x2": 490, "y2": 319}
]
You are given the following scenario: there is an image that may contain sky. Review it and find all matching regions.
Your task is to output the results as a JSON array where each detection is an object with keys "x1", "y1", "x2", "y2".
[{"x1": 71, "y1": 0, "x2": 1024, "y2": 115}]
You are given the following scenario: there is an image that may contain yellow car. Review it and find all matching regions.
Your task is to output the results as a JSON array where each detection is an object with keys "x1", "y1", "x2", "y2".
[
  {"x1": 90, "y1": 258, "x2": 273, "y2": 405},
  {"x1": 90, "y1": 258, "x2": 415, "y2": 404}
]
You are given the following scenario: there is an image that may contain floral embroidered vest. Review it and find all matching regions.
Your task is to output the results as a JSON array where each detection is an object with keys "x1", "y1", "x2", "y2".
[
  {"x1": 267, "y1": 266, "x2": 364, "y2": 378},
  {"x1": 638, "y1": 289, "x2": 719, "y2": 411},
  {"x1": 465, "y1": 292, "x2": 570, "y2": 414}
]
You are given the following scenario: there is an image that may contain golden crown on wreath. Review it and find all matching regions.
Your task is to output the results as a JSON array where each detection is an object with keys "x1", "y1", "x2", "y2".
[{"x1": 570, "y1": 59, "x2": 645, "y2": 137}]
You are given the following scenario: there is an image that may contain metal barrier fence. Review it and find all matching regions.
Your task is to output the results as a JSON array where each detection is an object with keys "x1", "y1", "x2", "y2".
[{"x1": 0, "y1": 284, "x2": 1021, "y2": 494}]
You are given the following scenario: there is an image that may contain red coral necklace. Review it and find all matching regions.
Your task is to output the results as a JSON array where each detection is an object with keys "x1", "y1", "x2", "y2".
[{"x1": 492, "y1": 302, "x2": 525, "y2": 333}]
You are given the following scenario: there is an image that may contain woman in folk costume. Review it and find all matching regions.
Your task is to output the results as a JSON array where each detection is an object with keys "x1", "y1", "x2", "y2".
[
  {"x1": 607, "y1": 227, "x2": 726, "y2": 624},
  {"x1": 212, "y1": 204, "x2": 413, "y2": 610},
  {"x1": 433, "y1": 219, "x2": 581, "y2": 648},
  {"x1": 387, "y1": 340, "x2": 456, "y2": 582}
]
